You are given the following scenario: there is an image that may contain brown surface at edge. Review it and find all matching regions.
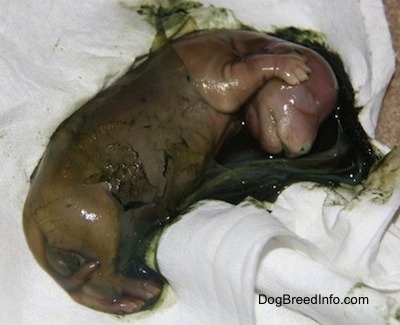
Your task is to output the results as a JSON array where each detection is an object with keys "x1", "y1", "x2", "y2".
[{"x1": 377, "y1": 0, "x2": 400, "y2": 148}]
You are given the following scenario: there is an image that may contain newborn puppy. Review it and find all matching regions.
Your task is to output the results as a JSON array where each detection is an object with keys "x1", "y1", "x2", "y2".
[{"x1": 23, "y1": 29, "x2": 337, "y2": 314}]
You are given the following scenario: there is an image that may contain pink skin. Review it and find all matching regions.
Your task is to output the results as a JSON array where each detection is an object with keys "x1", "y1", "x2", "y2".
[
  {"x1": 172, "y1": 30, "x2": 338, "y2": 156},
  {"x1": 245, "y1": 39, "x2": 338, "y2": 155},
  {"x1": 23, "y1": 29, "x2": 337, "y2": 315}
]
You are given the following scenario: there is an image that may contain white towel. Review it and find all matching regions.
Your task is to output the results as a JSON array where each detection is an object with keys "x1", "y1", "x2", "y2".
[{"x1": 0, "y1": 0, "x2": 398, "y2": 324}]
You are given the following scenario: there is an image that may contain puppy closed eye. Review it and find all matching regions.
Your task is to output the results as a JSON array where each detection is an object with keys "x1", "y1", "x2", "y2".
[{"x1": 46, "y1": 246, "x2": 86, "y2": 276}]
